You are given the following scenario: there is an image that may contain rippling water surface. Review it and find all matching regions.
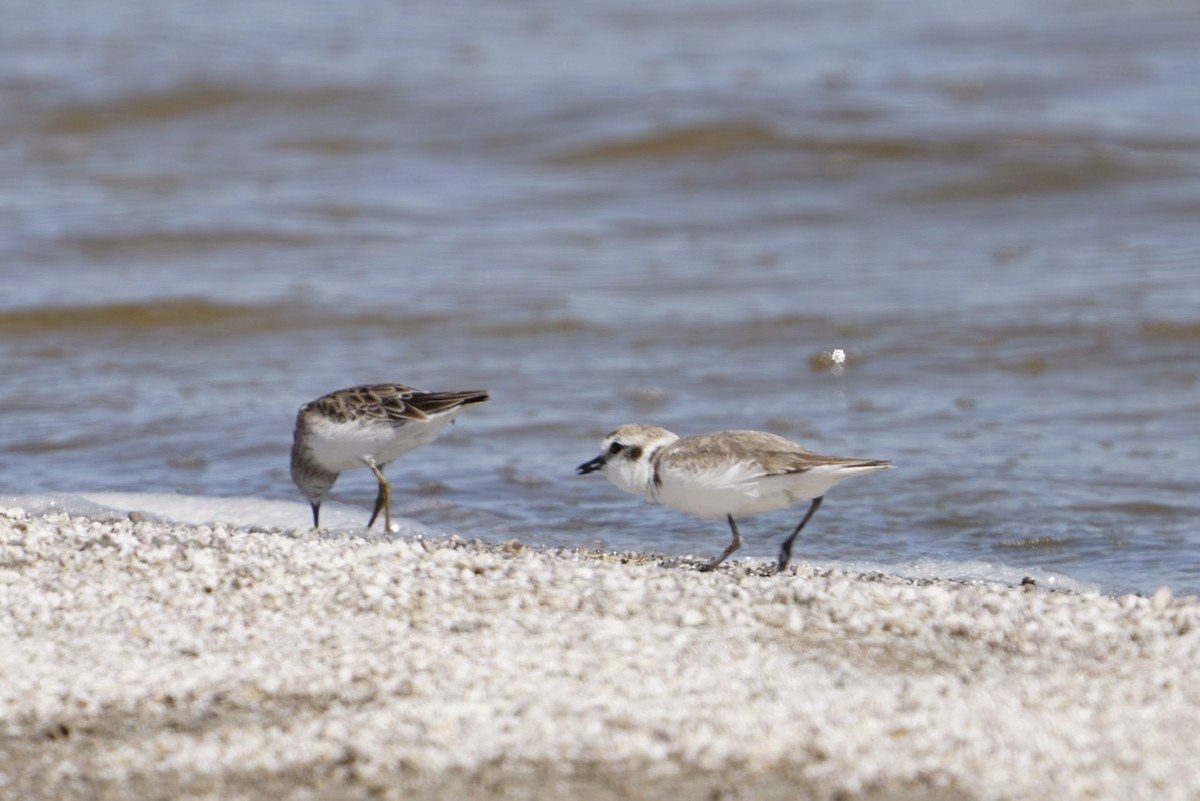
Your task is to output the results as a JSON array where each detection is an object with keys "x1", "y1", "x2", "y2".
[{"x1": 3, "y1": 0, "x2": 1198, "y2": 595}]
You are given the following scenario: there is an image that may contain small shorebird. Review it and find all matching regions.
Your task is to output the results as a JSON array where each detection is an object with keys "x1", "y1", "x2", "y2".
[
  {"x1": 577, "y1": 424, "x2": 891, "y2": 572},
  {"x1": 291, "y1": 383, "x2": 490, "y2": 530}
]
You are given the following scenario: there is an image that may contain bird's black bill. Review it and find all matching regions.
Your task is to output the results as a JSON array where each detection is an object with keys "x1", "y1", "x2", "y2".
[
  {"x1": 310, "y1": 503, "x2": 321, "y2": 528},
  {"x1": 576, "y1": 455, "x2": 605, "y2": 475}
]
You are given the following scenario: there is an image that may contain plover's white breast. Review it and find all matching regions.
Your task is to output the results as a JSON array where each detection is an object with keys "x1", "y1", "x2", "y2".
[{"x1": 654, "y1": 458, "x2": 781, "y2": 518}]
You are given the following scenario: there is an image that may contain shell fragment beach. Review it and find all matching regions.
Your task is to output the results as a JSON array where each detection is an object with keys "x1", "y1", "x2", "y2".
[{"x1": 1, "y1": 507, "x2": 1199, "y2": 800}]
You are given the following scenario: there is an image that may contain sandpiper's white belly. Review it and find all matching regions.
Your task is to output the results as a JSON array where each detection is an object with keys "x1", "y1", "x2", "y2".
[{"x1": 306, "y1": 411, "x2": 460, "y2": 472}]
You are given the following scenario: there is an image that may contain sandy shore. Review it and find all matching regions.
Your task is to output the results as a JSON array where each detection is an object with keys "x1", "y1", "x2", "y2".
[{"x1": 2, "y1": 506, "x2": 1198, "y2": 801}]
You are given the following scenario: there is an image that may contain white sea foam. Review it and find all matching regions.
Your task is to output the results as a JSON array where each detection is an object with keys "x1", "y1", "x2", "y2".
[
  {"x1": 829, "y1": 556, "x2": 1099, "y2": 594},
  {"x1": 0, "y1": 492, "x2": 428, "y2": 536}
]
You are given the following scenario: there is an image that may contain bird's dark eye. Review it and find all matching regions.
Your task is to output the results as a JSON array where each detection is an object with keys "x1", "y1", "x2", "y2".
[{"x1": 608, "y1": 442, "x2": 624, "y2": 455}]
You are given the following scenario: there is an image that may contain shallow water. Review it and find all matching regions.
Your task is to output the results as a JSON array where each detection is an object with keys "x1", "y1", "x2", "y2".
[{"x1": 2, "y1": 0, "x2": 1198, "y2": 595}]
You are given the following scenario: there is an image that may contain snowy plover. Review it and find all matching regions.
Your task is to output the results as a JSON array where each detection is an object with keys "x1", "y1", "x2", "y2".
[
  {"x1": 291, "y1": 383, "x2": 490, "y2": 530},
  {"x1": 577, "y1": 424, "x2": 891, "y2": 572}
]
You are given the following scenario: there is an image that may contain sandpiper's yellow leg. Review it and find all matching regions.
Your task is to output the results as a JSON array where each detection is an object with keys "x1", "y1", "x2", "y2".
[{"x1": 365, "y1": 459, "x2": 392, "y2": 531}]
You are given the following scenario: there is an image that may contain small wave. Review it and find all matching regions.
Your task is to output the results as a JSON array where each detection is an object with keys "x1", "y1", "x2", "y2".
[
  {"x1": 6, "y1": 433, "x2": 109, "y2": 455},
  {"x1": 272, "y1": 137, "x2": 394, "y2": 155},
  {"x1": 0, "y1": 299, "x2": 572, "y2": 339},
  {"x1": 40, "y1": 82, "x2": 387, "y2": 135},
  {"x1": 995, "y1": 536, "x2": 1077, "y2": 551},
  {"x1": 552, "y1": 122, "x2": 952, "y2": 165},
  {"x1": 553, "y1": 123, "x2": 785, "y2": 163},
  {"x1": 53, "y1": 229, "x2": 318, "y2": 260},
  {"x1": 897, "y1": 136, "x2": 1183, "y2": 203},
  {"x1": 0, "y1": 299, "x2": 291, "y2": 336},
  {"x1": 473, "y1": 317, "x2": 591, "y2": 337},
  {"x1": 552, "y1": 122, "x2": 1192, "y2": 208},
  {"x1": 1141, "y1": 319, "x2": 1200, "y2": 341},
  {"x1": 44, "y1": 84, "x2": 245, "y2": 133},
  {"x1": 1072, "y1": 501, "x2": 1192, "y2": 518}
]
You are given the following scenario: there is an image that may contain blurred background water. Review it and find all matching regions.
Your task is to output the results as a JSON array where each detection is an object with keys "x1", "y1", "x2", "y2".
[{"x1": 2, "y1": 0, "x2": 1198, "y2": 595}]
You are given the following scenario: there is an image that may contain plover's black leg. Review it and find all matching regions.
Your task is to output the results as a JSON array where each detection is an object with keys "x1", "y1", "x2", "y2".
[
  {"x1": 699, "y1": 515, "x2": 744, "y2": 572},
  {"x1": 777, "y1": 495, "x2": 823, "y2": 572}
]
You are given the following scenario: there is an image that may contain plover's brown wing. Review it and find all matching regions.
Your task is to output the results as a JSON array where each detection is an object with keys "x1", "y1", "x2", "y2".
[
  {"x1": 665, "y1": 430, "x2": 889, "y2": 478},
  {"x1": 774, "y1": 451, "x2": 893, "y2": 476}
]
